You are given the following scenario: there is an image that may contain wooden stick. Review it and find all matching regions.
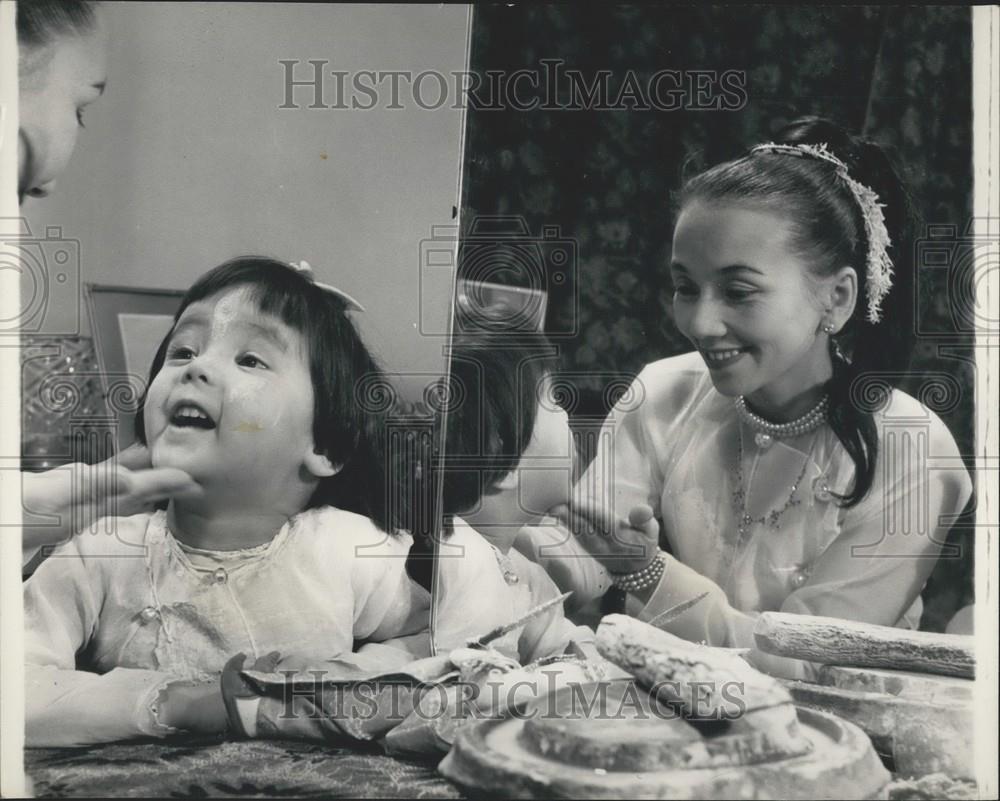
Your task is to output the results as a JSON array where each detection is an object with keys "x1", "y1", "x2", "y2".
[{"x1": 754, "y1": 612, "x2": 975, "y2": 679}]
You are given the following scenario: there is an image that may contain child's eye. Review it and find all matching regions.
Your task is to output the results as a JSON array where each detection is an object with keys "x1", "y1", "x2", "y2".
[
  {"x1": 238, "y1": 354, "x2": 268, "y2": 369},
  {"x1": 672, "y1": 283, "x2": 698, "y2": 299},
  {"x1": 166, "y1": 345, "x2": 195, "y2": 361}
]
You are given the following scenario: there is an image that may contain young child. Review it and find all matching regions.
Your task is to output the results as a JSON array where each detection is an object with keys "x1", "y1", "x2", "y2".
[
  {"x1": 433, "y1": 323, "x2": 600, "y2": 663},
  {"x1": 24, "y1": 257, "x2": 428, "y2": 746}
]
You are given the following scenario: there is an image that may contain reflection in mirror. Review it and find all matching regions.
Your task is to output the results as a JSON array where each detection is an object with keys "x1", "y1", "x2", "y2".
[{"x1": 437, "y1": 0, "x2": 977, "y2": 746}]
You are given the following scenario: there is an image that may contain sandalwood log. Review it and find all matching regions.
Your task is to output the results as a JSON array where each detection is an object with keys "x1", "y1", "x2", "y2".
[
  {"x1": 754, "y1": 612, "x2": 975, "y2": 678},
  {"x1": 596, "y1": 614, "x2": 791, "y2": 718}
]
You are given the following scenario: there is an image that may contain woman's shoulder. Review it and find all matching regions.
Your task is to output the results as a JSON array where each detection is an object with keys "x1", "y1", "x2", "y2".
[
  {"x1": 877, "y1": 389, "x2": 965, "y2": 457},
  {"x1": 630, "y1": 351, "x2": 716, "y2": 420},
  {"x1": 638, "y1": 350, "x2": 708, "y2": 382}
]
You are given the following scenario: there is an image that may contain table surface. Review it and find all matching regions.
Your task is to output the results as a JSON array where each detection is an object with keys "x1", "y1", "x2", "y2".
[
  {"x1": 24, "y1": 737, "x2": 978, "y2": 799},
  {"x1": 25, "y1": 738, "x2": 463, "y2": 799}
]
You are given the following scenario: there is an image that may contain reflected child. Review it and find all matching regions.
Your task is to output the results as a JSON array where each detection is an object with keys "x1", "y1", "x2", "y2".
[{"x1": 434, "y1": 325, "x2": 599, "y2": 663}]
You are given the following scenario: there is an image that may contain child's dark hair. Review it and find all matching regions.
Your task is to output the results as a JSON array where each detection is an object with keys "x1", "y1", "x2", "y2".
[
  {"x1": 679, "y1": 116, "x2": 916, "y2": 507},
  {"x1": 17, "y1": 0, "x2": 98, "y2": 48},
  {"x1": 441, "y1": 321, "x2": 558, "y2": 517},
  {"x1": 135, "y1": 256, "x2": 400, "y2": 533}
]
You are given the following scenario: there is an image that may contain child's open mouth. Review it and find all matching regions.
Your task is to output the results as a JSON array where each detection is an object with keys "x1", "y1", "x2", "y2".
[{"x1": 169, "y1": 402, "x2": 217, "y2": 430}]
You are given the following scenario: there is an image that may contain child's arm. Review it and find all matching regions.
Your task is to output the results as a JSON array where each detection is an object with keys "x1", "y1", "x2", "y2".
[{"x1": 23, "y1": 531, "x2": 204, "y2": 746}]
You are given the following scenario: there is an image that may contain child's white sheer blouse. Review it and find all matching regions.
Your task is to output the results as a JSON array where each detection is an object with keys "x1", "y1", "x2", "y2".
[{"x1": 23, "y1": 507, "x2": 426, "y2": 746}]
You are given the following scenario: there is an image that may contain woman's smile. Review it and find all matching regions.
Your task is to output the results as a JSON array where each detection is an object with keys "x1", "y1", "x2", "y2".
[{"x1": 700, "y1": 347, "x2": 750, "y2": 369}]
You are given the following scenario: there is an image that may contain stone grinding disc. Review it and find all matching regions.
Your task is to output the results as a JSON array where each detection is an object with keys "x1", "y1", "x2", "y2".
[{"x1": 440, "y1": 680, "x2": 890, "y2": 799}]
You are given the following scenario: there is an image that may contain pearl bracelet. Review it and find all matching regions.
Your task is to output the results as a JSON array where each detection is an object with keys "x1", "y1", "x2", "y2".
[{"x1": 610, "y1": 550, "x2": 666, "y2": 592}]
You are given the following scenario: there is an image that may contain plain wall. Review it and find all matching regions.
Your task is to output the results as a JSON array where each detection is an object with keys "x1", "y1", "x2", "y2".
[{"x1": 22, "y1": 2, "x2": 469, "y2": 383}]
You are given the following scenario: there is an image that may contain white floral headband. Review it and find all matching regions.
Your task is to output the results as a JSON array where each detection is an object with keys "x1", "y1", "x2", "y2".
[
  {"x1": 287, "y1": 260, "x2": 365, "y2": 311},
  {"x1": 750, "y1": 141, "x2": 894, "y2": 324}
]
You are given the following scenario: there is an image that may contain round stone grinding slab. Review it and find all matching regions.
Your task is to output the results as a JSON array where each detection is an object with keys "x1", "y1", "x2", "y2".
[{"x1": 440, "y1": 682, "x2": 890, "y2": 800}]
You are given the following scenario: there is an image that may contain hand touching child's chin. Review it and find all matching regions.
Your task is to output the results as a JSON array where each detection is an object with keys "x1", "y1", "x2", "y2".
[{"x1": 147, "y1": 428, "x2": 217, "y2": 483}]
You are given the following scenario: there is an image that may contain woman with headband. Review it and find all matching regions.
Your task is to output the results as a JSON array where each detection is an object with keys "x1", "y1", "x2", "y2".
[{"x1": 557, "y1": 117, "x2": 972, "y2": 678}]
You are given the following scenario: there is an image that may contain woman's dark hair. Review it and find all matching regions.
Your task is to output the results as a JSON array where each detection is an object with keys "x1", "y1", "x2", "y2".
[
  {"x1": 441, "y1": 322, "x2": 558, "y2": 517},
  {"x1": 17, "y1": 0, "x2": 98, "y2": 48},
  {"x1": 679, "y1": 117, "x2": 916, "y2": 507},
  {"x1": 135, "y1": 256, "x2": 400, "y2": 533}
]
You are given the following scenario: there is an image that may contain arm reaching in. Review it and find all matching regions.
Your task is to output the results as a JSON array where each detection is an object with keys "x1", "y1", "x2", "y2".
[{"x1": 22, "y1": 444, "x2": 202, "y2": 564}]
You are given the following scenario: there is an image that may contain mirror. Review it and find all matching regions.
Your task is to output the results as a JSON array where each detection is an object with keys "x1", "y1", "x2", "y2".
[{"x1": 437, "y1": 4, "x2": 976, "y2": 661}]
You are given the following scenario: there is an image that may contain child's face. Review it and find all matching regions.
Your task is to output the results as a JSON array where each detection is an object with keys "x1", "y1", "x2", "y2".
[
  {"x1": 670, "y1": 201, "x2": 833, "y2": 409},
  {"x1": 144, "y1": 287, "x2": 320, "y2": 507}
]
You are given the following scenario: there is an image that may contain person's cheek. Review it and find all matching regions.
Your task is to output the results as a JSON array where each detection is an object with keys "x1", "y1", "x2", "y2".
[
  {"x1": 673, "y1": 300, "x2": 696, "y2": 344},
  {"x1": 143, "y1": 378, "x2": 168, "y2": 442}
]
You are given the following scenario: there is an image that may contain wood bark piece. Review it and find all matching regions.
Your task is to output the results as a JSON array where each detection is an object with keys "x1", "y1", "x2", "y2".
[
  {"x1": 754, "y1": 612, "x2": 975, "y2": 678},
  {"x1": 595, "y1": 614, "x2": 792, "y2": 718}
]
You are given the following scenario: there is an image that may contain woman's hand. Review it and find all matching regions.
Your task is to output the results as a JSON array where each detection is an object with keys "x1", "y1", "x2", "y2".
[
  {"x1": 551, "y1": 500, "x2": 660, "y2": 576},
  {"x1": 22, "y1": 444, "x2": 202, "y2": 552}
]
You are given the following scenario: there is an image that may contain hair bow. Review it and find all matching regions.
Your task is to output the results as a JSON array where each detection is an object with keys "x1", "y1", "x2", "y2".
[{"x1": 288, "y1": 260, "x2": 365, "y2": 311}]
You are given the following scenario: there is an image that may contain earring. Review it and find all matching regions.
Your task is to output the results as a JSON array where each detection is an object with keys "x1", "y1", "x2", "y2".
[
  {"x1": 829, "y1": 335, "x2": 850, "y2": 364},
  {"x1": 822, "y1": 322, "x2": 836, "y2": 334}
]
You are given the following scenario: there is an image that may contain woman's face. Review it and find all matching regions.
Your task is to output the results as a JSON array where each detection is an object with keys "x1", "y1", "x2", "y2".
[
  {"x1": 669, "y1": 201, "x2": 833, "y2": 414},
  {"x1": 18, "y1": 16, "x2": 109, "y2": 202}
]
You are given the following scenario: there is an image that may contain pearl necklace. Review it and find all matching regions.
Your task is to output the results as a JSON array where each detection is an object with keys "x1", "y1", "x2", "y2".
[{"x1": 734, "y1": 394, "x2": 829, "y2": 450}]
